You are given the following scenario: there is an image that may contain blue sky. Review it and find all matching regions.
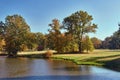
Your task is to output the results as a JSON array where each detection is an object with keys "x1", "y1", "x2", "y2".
[{"x1": 0, "y1": 0, "x2": 120, "y2": 40}]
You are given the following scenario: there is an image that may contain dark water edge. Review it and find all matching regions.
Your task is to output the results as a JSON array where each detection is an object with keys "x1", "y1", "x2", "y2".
[{"x1": 0, "y1": 75, "x2": 119, "y2": 80}]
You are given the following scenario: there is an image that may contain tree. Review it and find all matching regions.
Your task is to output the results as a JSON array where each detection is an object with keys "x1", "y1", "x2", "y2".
[
  {"x1": 109, "y1": 37, "x2": 120, "y2": 49},
  {"x1": 101, "y1": 25, "x2": 120, "y2": 49},
  {"x1": 0, "y1": 21, "x2": 6, "y2": 38},
  {"x1": 25, "y1": 32, "x2": 37, "y2": 51},
  {"x1": 47, "y1": 19, "x2": 74, "y2": 53},
  {"x1": 21, "y1": 32, "x2": 46, "y2": 51},
  {"x1": 4, "y1": 14, "x2": 30, "y2": 57},
  {"x1": 0, "y1": 39, "x2": 5, "y2": 51},
  {"x1": 63, "y1": 10, "x2": 97, "y2": 53},
  {"x1": 101, "y1": 37, "x2": 112, "y2": 49},
  {"x1": 0, "y1": 21, "x2": 6, "y2": 51},
  {"x1": 47, "y1": 19, "x2": 62, "y2": 53},
  {"x1": 91, "y1": 37, "x2": 102, "y2": 49},
  {"x1": 35, "y1": 32, "x2": 46, "y2": 51},
  {"x1": 62, "y1": 33, "x2": 78, "y2": 53},
  {"x1": 83, "y1": 36, "x2": 94, "y2": 53},
  {"x1": 109, "y1": 26, "x2": 120, "y2": 49}
]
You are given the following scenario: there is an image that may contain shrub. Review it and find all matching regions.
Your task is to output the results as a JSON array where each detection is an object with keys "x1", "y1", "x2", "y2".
[
  {"x1": 37, "y1": 45, "x2": 44, "y2": 51},
  {"x1": 44, "y1": 50, "x2": 53, "y2": 58}
]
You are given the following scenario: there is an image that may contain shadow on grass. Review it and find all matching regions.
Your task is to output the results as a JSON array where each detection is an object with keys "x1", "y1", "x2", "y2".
[
  {"x1": 106, "y1": 50, "x2": 120, "y2": 52},
  {"x1": 104, "y1": 58, "x2": 120, "y2": 72},
  {"x1": 0, "y1": 75, "x2": 117, "y2": 80},
  {"x1": 82, "y1": 56, "x2": 120, "y2": 72},
  {"x1": 81, "y1": 54, "x2": 120, "y2": 62}
]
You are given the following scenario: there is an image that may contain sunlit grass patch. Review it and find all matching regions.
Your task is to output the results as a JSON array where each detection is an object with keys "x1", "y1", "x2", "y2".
[{"x1": 52, "y1": 49, "x2": 120, "y2": 67}]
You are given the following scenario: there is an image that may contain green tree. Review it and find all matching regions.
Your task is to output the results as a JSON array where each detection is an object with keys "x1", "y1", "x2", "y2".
[
  {"x1": 4, "y1": 14, "x2": 30, "y2": 57},
  {"x1": 101, "y1": 37, "x2": 112, "y2": 49},
  {"x1": 62, "y1": 34, "x2": 78, "y2": 53},
  {"x1": 25, "y1": 32, "x2": 37, "y2": 51},
  {"x1": 102, "y1": 26, "x2": 120, "y2": 49},
  {"x1": 109, "y1": 27, "x2": 120, "y2": 49},
  {"x1": 63, "y1": 10, "x2": 97, "y2": 53},
  {"x1": 83, "y1": 36, "x2": 94, "y2": 53}
]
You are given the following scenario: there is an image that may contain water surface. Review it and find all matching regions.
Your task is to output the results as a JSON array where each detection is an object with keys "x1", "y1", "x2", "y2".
[{"x1": 0, "y1": 56, "x2": 120, "y2": 80}]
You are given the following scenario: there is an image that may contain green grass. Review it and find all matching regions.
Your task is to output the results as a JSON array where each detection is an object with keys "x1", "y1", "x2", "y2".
[{"x1": 52, "y1": 49, "x2": 120, "y2": 71}]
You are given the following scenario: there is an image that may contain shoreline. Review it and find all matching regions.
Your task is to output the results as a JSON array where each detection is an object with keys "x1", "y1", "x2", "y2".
[
  {"x1": 52, "y1": 56, "x2": 120, "y2": 72},
  {"x1": 52, "y1": 50, "x2": 120, "y2": 72},
  {"x1": 1, "y1": 50, "x2": 120, "y2": 72}
]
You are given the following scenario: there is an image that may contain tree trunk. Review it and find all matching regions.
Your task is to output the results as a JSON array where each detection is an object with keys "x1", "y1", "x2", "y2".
[
  {"x1": 7, "y1": 50, "x2": 18, "y2": 58},
  {"x1": 79, "y1": 42, "x2": 82, "y2": 53}
]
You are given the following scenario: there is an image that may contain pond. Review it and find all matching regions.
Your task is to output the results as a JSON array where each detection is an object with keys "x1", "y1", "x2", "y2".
[{"x1": 0, "y1": 56, "x2": 120, "y2": 80}]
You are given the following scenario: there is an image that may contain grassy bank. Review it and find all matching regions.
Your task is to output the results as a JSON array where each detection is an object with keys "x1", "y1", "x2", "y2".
[{"x1": 52, "y1": 49, "x2": 120, "y2": 71}]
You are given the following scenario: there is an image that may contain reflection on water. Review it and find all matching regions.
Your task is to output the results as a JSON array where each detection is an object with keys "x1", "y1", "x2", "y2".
[{"x1": 0, "y1": 57, "x2": 120, "y2": 80}]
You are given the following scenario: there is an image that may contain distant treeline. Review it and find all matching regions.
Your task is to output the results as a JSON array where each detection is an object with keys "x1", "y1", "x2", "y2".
[{"x1": 91, "y1": 27, "x2": 120, "y2": 49}]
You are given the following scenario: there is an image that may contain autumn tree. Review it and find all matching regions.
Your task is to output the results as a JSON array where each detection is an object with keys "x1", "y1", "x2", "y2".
[
  {"x1": 63, "y1": 10, "x2": 97, "y2": 53},
  {"x1": 4, "y1": 15, "x2": 30, "y2": 57},
  {"x1": 0, "y1": 21, "x2": 6, "y2": 51},
  {"x1": 34, "y1": 32, "x2": 46, "y2": 51},
  {"x1": 47, "y1": 19, "x2": 62, "y2": 53},
  {"x1": 0, "y1": 39, "x2": 5, "y2": 51},
  {"x1": 47, "y1": 19, "x2": 78, "y2": 53},
  {"x1": 91, "y1": 37, "x2": 102, "y2": 49}
]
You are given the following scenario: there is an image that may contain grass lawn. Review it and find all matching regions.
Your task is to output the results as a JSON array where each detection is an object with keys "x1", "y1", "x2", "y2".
[{"x1": 52, "y1": 49, "x2": 120, "y2": 71}]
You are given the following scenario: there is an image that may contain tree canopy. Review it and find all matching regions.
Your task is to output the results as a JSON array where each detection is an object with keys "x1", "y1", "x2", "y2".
[
  {"x1": 5, "y1": 15, "x2": 30, "y2": 56},
  {"x1": 63, "y1": 11, "x2": 97, "y2": 53}
]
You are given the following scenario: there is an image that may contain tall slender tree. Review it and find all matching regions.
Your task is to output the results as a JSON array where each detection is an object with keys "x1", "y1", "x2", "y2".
[
  {"x1": 48, "y1": 19, "x2": 62, "y2": 53},
  {"x1": 47, "y1": 19, "x2": 74, "y2": 53}
]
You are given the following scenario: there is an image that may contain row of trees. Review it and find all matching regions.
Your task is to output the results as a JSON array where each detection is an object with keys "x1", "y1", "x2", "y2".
[
  {"x1": 47, "y1": 18, "x2": 95, "y2": 53},
  {"x1": 48, "y1": 11, "x2": 120, "y2": 51},
  {"x1": 102, "y1": 26, "x2": 120, "y2": 49},
  {"x1": 0, "y1": 10, "x2": 120, "y2": 57},
  {"x1": 0, "y1": 10, "x2": 97, "y2": 56},
  {"x1": 0, "y1": 15, "x2": 46, "y2": 56},
  {"x1": 1, "y1": 10, "x2": 120, "y2": 57},
  {"x1": 90, "y1": 26, "x2": 120, "y2": 49},
  {"x1": 47, "y1": 11, "x2": 97, "y2": 53}
]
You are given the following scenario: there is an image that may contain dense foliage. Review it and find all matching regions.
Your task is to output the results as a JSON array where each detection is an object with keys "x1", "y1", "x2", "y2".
[
  {"x1": 63, "y1": 11, "x2": 97, "y2": 52},
  {"x1": 4, "y1": 15, "x2": 30, "y2": 56},
  {"x1": 0, "y1": 10, "x2": 119, "y2": 56},
  {"x1": 91, "y1": 37, "x2": 102, "y2": 49},
  {"x1": 99, "y1": 26, "x2": 120, "y2": 49},
  {"x1": 0, "y1": 15, "x2": 46, "y2": 56}
]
